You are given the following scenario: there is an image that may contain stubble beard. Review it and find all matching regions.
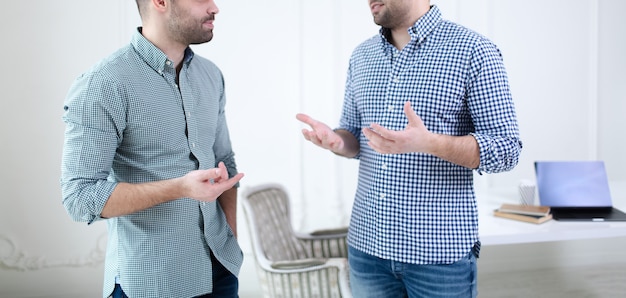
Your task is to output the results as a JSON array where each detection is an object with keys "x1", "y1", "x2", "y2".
[
  {"x1": 373, "y1": 6, "x2": 404, "y2": 30},
  {"x1": 374, "y1": 11, "x2": 392, "y2": 28},
  {"x1": 169, "y1": 6, "x2": 214, "y2": 45}
]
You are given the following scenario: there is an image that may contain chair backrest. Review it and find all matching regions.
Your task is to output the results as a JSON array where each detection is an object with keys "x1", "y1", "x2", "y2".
[{"x1": 242, "y1": 184, "x2": 309, "y2": 262}]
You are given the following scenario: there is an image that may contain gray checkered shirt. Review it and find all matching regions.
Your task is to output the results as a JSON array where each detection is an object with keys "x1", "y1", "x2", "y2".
[{"x1": 61, "y1": 28, "x2": 243, "y2": 298}]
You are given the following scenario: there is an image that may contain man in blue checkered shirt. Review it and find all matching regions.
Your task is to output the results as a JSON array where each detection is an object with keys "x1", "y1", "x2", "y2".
[{"x1": 297, "y1": 1, "x2": 522, "y2": 297}]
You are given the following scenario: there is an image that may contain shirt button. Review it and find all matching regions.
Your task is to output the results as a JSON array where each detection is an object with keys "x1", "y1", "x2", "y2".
[
  {"x1": 192, "y1": 143, "x2": 196, "y2": 148},
  {"x1": 393, "y1": 77, "x2": 400, "y2": 83},
  {"x1": 388, "y1": 105, "x2": 394, "y2": 111},
  {"x1": 380, "y1": 193, "x2": 386, "y2": 199},
  {"x1": 382, "y1": 164, "x2": 388, "y2": 170},
  {"x1": 166, "y1": 60, "x2": 172, "y2": 66},
  {"x1": 187, "y1": 112, "x2": 191, "y2": 118}
]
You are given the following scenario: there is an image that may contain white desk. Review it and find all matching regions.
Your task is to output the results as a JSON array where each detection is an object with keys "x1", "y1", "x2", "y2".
[{"x1": 477, "y1": 186, "x2": 626, "y2": 246}]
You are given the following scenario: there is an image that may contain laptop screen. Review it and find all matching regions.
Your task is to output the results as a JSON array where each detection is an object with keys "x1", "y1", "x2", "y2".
[{"x1": 535, "y1": 161, "x2": 613, "y2": 207}]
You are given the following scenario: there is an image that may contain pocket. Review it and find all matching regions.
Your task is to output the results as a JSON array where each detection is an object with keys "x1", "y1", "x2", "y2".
[{"x1": 471, "y1": 240, "x2": 481, "y2": 258}]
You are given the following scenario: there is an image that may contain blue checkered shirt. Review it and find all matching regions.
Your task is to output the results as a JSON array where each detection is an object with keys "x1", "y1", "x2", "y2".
[
  {"x1": 342, "y1": 6, "x2": 522, "y2": 264},
  {"x1": 61, "y1": 29, "x2": 243, "y2": 298}
]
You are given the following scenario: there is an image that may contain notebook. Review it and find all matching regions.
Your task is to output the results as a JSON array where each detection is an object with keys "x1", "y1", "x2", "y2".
[{"x1": 534, "y1": 160, "x2": 626, "y2": 221}]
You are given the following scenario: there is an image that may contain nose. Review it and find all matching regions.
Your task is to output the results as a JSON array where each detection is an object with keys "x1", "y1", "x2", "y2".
[{"x1": 209, "y1": 0, "x2": 219, "y2": 14}]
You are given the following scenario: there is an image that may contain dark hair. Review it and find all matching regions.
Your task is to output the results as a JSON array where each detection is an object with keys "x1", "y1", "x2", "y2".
[{"x1": 135, "y1": 0, "x2": 148, "y2": 18}]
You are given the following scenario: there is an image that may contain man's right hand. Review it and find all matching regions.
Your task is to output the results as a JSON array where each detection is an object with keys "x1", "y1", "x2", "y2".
[
  {"x1": 296, "y1": 113, "x2": 346, "y2": 153},
  {"x1": 182, "y1": 162, "x2": 244, "y2": 203},
  {"x1": 102, "y1": 162, "x2": 244, "y2": 218}
]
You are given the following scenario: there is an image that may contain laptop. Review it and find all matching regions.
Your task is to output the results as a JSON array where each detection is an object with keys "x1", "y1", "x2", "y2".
[{"x1": 534, "y1": 160, "x2": 626, "y2": 221}]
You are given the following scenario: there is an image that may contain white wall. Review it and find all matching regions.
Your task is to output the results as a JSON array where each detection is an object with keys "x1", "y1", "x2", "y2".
[{"x1": 1, "y1": 0, "x2": 625, "y2": 297}]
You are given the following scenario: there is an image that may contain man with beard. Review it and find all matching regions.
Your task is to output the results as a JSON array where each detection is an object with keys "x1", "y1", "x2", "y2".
[
  {"x1": 60, "y1": 0, "x2": 244, "y2": 297},
  {"x1": 297, "y1": 0, "x2": 521, "y2": 297}
]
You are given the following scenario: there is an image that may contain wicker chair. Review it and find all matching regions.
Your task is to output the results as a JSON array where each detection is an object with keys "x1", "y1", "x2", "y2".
[{"x1": 241, "y1": 183, "x2": 352, "y2": 298}]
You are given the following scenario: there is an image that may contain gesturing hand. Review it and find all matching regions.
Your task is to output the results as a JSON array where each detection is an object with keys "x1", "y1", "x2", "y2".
[
  {"x1": 362, "y1": 101, "x2": 433, "y2": 154},
  {"x1": 296, "y1": 113, "x2": 345, "y2": 153},
  {"x1": 182, "y1": 162, "x2": 244, "y2": 202}
]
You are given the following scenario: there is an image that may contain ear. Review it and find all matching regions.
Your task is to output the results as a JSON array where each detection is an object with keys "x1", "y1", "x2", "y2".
[{"x1": 151, "y1": 0, "x2": 168, "y2": 12}]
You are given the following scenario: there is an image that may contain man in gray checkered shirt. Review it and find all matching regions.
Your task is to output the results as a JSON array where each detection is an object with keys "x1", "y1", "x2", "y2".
[{"x1": 61, "y1": 1, "x2": 244, "y2": 297}]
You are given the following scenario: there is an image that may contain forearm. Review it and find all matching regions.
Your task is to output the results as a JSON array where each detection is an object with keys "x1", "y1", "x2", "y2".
[
  {"x1": 428, "y1": 134, "x2": 480, "y2": 169},
  {"x1": 101, "y1": 178, "x2": 184, "y2": 218},
  {"x1": 101, "y1": 165, "x2": 243, "y2": 219},
  {"x1": 333, "y1": 129, "x2": 360, "y2": 158},
  {"x1": 217, "y1": 187, "x2": 238, "y2": 237}
]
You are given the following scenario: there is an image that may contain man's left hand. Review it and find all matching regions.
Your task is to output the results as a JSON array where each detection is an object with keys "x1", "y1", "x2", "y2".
[{"x1": 362, "y1": 101, "x2": 433, "y2": 154}]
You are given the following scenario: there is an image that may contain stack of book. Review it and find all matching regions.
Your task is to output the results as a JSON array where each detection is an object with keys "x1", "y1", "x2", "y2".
[{"x1": 493, "y1": 203, "x2": 552, "y2": 224}]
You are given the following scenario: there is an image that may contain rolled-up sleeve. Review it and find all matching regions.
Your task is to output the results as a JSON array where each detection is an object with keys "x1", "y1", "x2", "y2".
[
  {"x1": 213, "y1": 110, "x2": 238, "y2": 181},
  {"x1": 472, "y1": 132, "x2": 522, "y2": 174},
  {"x1": 468, "y1": 39, "x2": 523, "y2": 174},
  {"x1": 61, "y1": 72, "x2": 123, "y2": 224},
  {"x1": 212, "y1": 75, "x2": 239, "y2": 185}
]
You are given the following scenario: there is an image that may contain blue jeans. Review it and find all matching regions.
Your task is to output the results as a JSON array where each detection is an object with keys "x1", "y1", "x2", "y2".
[
  {"x1": 348, "y1": 245, "x2": 478, "y2": 298},
  {"x1": 111, "y1": 252, "x2": 238, "y2": 298}
]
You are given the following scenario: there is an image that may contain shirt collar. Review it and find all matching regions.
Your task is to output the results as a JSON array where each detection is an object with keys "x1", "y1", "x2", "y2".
[
  {"x1": 379, "y1": 5, "x2": 442, "y2": 49},
  {"x1": 131, "y1": 27, "x2": 195, "y2": 74}
]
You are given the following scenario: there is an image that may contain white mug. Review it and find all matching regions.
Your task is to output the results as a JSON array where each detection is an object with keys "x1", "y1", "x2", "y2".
[{"x1": 518, "y1": 179, "x2": 536, "y2": 205}]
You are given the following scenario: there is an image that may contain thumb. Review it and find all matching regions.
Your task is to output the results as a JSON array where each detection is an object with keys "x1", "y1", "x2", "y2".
[{"x1": 404, "y1": 101, "x2": 421, "y2": 127}]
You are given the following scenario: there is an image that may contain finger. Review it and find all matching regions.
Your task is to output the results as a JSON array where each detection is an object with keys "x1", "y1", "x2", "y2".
[
  {"x1": 217, "y1": 172, "x2": 244, "y2": 185},
  {"x1": 362, "y1": 127, "x2": 374, "y2": 140},
  {"x1": 214, "y1": 173, "x2": 245, "y2": 192},
  {"x1": 318, "y1": 129, "x2": 330, "y2": 143},
  {"x1": 363, "y1": 126, "x2": 394, "y2": 154},
  {"x1": 201, "y1": 162, "x2": 228, "y2": 185},
  {"x1": 296, "y1": 113, "x2": 317, "y2": 127},
  {"x1": 403, "y1": 101, "x2": 421, "y2": 126},
  {"x1": 303, "y1": 129, "x2": 326, "y2": 146},
  {"x1": 216, "y1": 162, "x2": 229, "y2": 181},
  {"x1": 362, "y1": 127, "x2": 383, "y2": 147},
  {"x1": 365, "y1": 137, "x2": 385, "y2": 154},
  {"x1": 367, "y1": 124, "x2": 392, "y2": 141},
  {"x1": 301, "y1": 129, "x2": 313, "y2": 141},
  {"x1": 200, "y1": 167, "x2": 223, "y2": 181},
  {"x1": 302, "y1": 130, "x2": 319, "y2": 144},
  {"x1": 227, "y1": 173, "x2": 245, "y2": 185}
]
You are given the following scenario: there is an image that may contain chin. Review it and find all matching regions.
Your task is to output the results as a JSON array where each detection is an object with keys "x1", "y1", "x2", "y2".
[{"x1": 190, "y1": 34, "x2": 214, "y2": 45}]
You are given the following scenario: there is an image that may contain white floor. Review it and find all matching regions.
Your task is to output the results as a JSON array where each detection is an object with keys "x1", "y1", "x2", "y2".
[
  {"x1": 239, "y1": 260, "x2": 626, "y2": 298},
  {"x1": 2, "y1": 253, "x2": 623, "y2": 297},
  {"x1": 479, "y1": 263, "x2": 626, "y2": 298}
]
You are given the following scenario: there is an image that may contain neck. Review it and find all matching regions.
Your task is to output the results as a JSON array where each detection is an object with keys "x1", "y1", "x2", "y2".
[
  {"x1": 141, "y1": 25, "x2": 187, "y2": 68},
  {"x1": 389, "y1": 28, "x2": 411, "y2": 50},
  {"x1": 389, "y1": 3, "x2": 431, "y2": 50}
]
